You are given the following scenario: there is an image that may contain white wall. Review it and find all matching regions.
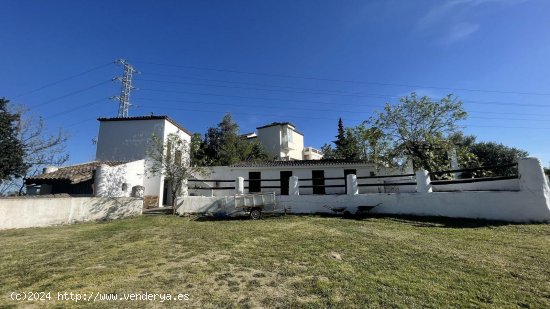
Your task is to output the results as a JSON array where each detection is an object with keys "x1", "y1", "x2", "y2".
[
  {"x1": 286, "y1": 127, "x2": 304, "y2": 160},
  {"x1": 189, "y1": 164, "x2": 403, "y2": 196},
  {"x1": 96, "y1": 119, "x2": 192, "y2": 207},
  {"x1": 432, "y1": 179, "x2": 519, "y2": 192},
  {"x1": 178, "y1": 158, "x2": 550, "y2": 223},
  {"x1": 95, "y1": 160, "x2": 145, "y2": 197},
  {"x1": 256, "y1": 125, "x2": 282, "y2": 158},
  {"x1": 0, "y1": 197, "x2": 143, "y2": 230},
  {"x1": 96, "y1": 119, "x2": 165, "y2": 162}
]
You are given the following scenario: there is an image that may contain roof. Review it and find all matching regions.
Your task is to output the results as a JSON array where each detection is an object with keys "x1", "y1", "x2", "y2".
[
  {"x1": 97, "y1": 115, "x2": 192, "y2": 136},
  {"x1": 230, "y1": 159, "x2": 373, "y2": 168},
  {"x1": 26, "y1": 161, "x2": 126, "y2": 184},
  {"x1": 256, "y1": 122, "x2": 304, "y2": 136}
]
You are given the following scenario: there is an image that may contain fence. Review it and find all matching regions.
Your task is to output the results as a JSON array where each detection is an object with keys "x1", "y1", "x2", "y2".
[
  {"x1": 188, "y1": 163, "x2": 521, "y2": 196},
  {"x1": 177, "y1": 158, "x2": 550, "y2": 222}
]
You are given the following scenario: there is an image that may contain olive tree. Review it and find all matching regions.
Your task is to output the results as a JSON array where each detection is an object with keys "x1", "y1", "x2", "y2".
[
  {"x1": 147, "y1": 133, "x2": 206, "y2": 214},
  {"x1": 374, "y1": 92, "x2": 467, "y2": 172}
]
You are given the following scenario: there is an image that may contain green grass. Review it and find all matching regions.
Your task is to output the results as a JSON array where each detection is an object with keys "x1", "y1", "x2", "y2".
[{"x1": 0, "y1": 215, "x2": 549, "y2": 308}]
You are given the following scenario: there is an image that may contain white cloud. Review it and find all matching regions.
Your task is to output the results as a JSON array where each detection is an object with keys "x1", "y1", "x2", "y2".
[
  {"x1": 442, "y1": 22, "x2": 480, "y2": 44},
  {"x1": 417, "y1": 0, "x2": 528, "y2": 45}
]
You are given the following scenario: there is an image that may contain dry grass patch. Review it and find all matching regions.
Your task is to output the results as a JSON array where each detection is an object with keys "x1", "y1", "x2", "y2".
[{"x1": 0, "y1": 215, "x2": 548, "y2": 308}]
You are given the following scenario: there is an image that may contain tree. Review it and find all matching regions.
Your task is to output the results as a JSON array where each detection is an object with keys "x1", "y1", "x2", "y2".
[
  {"x1": 147, "y1": 133, "x2": 205, "y2": 214},
  {"x1": 0, "y1": 103, "x2": 68, "y2": 195},
  {"x1": 0, "y1": 98, "x2": 26, "y2": 184},
  {"x1": 374, "y1": 92, "x2": 467, "y2": 172},
  {"x1": 199, "y1": 113, "x2": 269, "y2": 166},
  {"x1": 468, "y1": 141, "x2": 528, "y2": 177},
  {"x1": 321, "y1": 118, "x2": 362, "y2": 160},
  {"x1": 352, "y1": 122, "x2": 398, "y2": 169}
]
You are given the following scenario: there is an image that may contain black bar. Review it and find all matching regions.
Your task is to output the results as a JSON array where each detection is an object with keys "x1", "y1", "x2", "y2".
[
  {"x1": 431, "y1": 175, "x2": 517, "y2": 185},
  {"x1": 430, "y1": 163, "x2": 517, "y2": 176},
  {"x1": 188, "y1": 179, "x2": 235, "y2": 183},
  {"x1": 356, "y1": 174, "x2": 415, "y2": 179},
  {"x1": 244, "y1": 178, "x2": 281, "y2": 182},
  {"x1": 358, "y1": 182, "x2": 417, "y2": 187},
  {"x1": 300, "y1": 184, "x2": 347, "y2": 188}
]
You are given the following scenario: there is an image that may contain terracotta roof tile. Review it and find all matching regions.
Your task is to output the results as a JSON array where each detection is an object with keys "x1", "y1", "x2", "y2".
[
  {"x1": 230, "y1": 159, "x2": 373, "y2": 168},
  {"x1": 26, "y1": 161, "x2": 126, "y2": 184}
]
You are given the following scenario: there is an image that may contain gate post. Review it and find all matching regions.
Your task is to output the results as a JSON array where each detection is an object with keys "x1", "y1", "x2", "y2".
[
  {"x1": 236, "y1": 177, "x2": 244, "y2": 195},
  {"x1": 346, "y1": 174, "x2": 358, "y2": 195},
  {"x1": 289, "y1": 176, "x2": 300, "y2": 196},
  {"x1": 416, "y1": 169, "x2": 432, "y2": 193}
]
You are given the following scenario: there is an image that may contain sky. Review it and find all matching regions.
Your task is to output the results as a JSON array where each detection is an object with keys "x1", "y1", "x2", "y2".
[{"x1": 1, "y1": 0, "x2": 549, "y2": 167}]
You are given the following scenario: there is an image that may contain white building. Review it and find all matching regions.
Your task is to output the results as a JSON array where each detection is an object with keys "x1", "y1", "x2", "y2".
[
  {"x1": 189, "y1": 160, "x2": 413, "y2": 197},
  {"x1": 27, "y1": 115, "x2": 192, "y2": 207},
  {"x1": 95, "y1": 115, "x2": 192, "y2": 206},
  {"x1": 246, "y1": 122, "x2": 323, "y2": 160}
]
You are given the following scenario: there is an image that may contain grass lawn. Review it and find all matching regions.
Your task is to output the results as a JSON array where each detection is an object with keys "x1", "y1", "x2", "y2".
[{"x1": 0, "y1": 215, "x2": 549, "y2": 308}]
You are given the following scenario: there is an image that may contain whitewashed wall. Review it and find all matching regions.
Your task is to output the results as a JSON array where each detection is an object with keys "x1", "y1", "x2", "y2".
[
  {"x1": 0, "y1": 197, "x2": 143, "y2": 230},
  {"x1": 432, "y1": 178, "x2": 519, "y2": 192},
  {"x1": 96, "y1": 119, "x2": 165, "y2": 162},
  {"x1": 178, "y1": 158, "x2": 550, "y2": 223},
  {"x1": 95, "y1": 118, "x2": 191, "y2": 206},
  {"x1": 188, "y1": 164, "x2": 410, "y2": 196},
  {"x1": 95, "y1": 160, "x2": 145, "y2": 197}
]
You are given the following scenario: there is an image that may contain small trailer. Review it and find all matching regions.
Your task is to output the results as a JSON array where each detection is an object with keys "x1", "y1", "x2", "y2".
[{"x1": 234, "y1": 192, "x2": 279, "y2": 220}]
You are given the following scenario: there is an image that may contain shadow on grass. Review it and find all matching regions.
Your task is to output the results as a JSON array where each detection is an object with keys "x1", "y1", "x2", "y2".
[{"x1": 346, "y1": 213, "x2": 546, "y2": 228}]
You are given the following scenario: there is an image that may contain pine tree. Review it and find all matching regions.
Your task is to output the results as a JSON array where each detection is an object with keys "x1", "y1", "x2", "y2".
[{"x1": 0, "y1": 98, "x2": 26, "y2": 182}]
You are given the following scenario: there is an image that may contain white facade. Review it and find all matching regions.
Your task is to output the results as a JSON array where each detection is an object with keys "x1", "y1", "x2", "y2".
[
  {"x1": 189, "y1": 162, "x2": 411, "y2": 196},
  {"x1": 95, "y1": 116, "x2": 191, "y2": 206},
  {"x1": 254, "y1": 122, "x2": 321, "y2": 160},
  {"x1": 178, "y1": 158, "x2": 550, "y2": 223}
]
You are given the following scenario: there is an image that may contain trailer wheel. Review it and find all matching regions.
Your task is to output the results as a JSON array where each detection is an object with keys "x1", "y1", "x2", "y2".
[{"x1": 250, "y1": 208, "x2": 262, "y2": 220}]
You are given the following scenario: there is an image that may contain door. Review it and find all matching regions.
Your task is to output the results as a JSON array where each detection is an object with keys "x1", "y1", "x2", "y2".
[
  {"x1": 248, "y1": 172, "x2": 261, "y2": 193},
  {"x1": 344, "y1": 169, "x2": 356, "y2": 194},
  {"x1": 280, "y1": 171, "x2": 293, "y2": 195},
  {"x1": 312, "y1": 170, "x2": 325, "y2": 195}
]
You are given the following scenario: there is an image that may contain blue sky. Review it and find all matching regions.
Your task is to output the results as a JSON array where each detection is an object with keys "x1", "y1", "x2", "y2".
[{"x1": 2, "y1": 0, "x2": 549, "y2": 166}]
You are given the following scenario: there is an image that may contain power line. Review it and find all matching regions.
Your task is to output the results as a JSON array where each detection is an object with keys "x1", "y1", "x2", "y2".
[
  {"x1": 137, "y1": 87, "x2": 550, "y2": 108},
  {"x1": 13, "y1": 62, "x2": 113, "y2": 99},
  {"x1": 29, "y1": 80, "x2": 112, "y2": 109},
  {"x1": 131, "y1": 60, "x2": 550, "y2": 96},
  {"x1": 135, "y1": 105, "x2": 550, "y2": 130},
  {"x1": 136, "y1": 75, "x2": 549, "y2": 107},
  {"x1": 134, "y1": 97, "x2": 550, "y2": 122},
  {"x1": 43, "y1": 98, "x2": 107, "y2": 120}
]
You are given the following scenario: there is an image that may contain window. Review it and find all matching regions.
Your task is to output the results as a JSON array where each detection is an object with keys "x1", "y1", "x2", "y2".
[
  {"x1": 287, "y1": 128, "x2": 294, "y2": 143},
  {"x1": 174, "y1": 150, "x2": 182, "y2": 166},
  {"x1": 167, "y1": 141, "x2": 173, "y2": 163},
  {"x1": 249, "y1": 172, "x2": 261, "y2": 193},
  {"x1": 312, "y1": 170, "x2": 325, "y2": 195}
]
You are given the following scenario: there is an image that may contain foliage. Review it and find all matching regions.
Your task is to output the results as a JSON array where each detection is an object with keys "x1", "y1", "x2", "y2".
[
  {"x1": 0, "y1": 98, "x2": 26, "y2": 184},
  {"x1": 321, "y1": 118, "x2": 362, "y2": 160},
  {"x1": 468, "y1": 141, "x2": 528, "y2": 177},
  {"x1": 0, "y1": 104, "x2": 69, "y2": 195},
  {"x1": 197, "y1": 113, "x2": 270, "y2": 166},
  {"x1": 374, "y1": 92, "x2": 467, "y2": 172},
  {"x1": 147, "y1": 133, "x2": 206, "y2": 212},
  {"x1": 469, "y1": 141, "x2": 528, "y2": 167},
  {"x1": 352, "y1": 121, "x2": 400, "y2": 168},
  {"x1": 545, "y1": 166, "x2": 549, "y2": 178}
]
